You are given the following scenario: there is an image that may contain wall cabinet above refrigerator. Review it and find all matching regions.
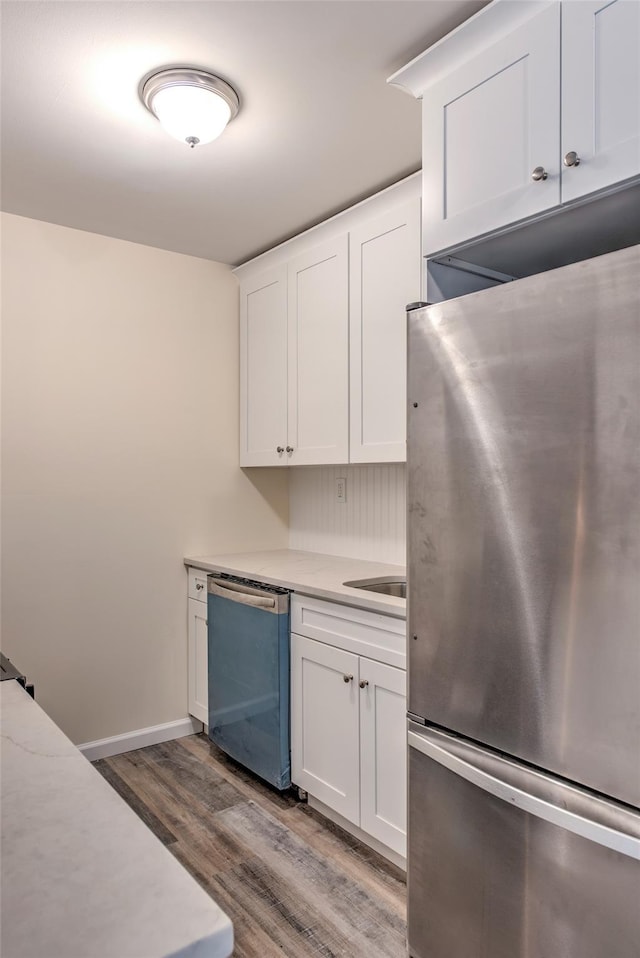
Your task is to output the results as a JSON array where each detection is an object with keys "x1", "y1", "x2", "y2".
[
  {"x1": 390, "y1": 0, "x2": 640, "y2": 264},
  {"x1": 237, "y1": 176, "x2": 421, "y2": 467}
]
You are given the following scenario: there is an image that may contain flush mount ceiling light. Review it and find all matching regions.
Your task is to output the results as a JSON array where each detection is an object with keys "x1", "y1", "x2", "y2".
[{"x1": 140, "y1": 68, "x2": 240, "y2": 148}]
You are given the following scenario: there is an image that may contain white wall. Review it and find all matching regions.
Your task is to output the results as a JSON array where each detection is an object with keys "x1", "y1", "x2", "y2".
[
  {"x1": 0, "y1": 213, "x2": 289, "y2": 744},
  {"x1": 289, "y1": 464, "x2": 406, "y2": 566}
]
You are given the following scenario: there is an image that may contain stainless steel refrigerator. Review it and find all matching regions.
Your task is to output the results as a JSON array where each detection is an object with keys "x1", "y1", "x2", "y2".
[{"x1": 406, "y1": 245, "x2": 640, "y2": 958}]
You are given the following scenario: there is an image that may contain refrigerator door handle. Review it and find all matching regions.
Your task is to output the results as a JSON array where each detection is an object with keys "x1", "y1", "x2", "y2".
[{"x1": 408, "y1": 729, "x2": 640, "y2": 861}]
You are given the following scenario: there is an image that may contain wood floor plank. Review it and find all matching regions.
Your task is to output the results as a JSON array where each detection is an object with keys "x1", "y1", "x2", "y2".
[
  {"x1": 170, "y1": 841, "x2": 299, "y2": 958},
  {"x1": 214, "y1": 858, "x2": 356, "y2": 958},
  {"x1": 105, "y1": 753, "x2": 252, "y2": 874},
  {"x1": 94, "y1": 734, "x2": 407, "y2": 958},
  {"x1": 215, "y1": 801, "x2": 406, "y2": 958},
  {"x1": 180, "y1": 734, "x2": 406, "y2": 906},
  {"x1": 142, "y1": 741, "x2": 249, "y2": 815},
  {"x1": 92, "y1": 758, "x2": 177, "y2": 846},
  {"x1": 180, "y1": 734, "x2": 299, "y2": 813}
]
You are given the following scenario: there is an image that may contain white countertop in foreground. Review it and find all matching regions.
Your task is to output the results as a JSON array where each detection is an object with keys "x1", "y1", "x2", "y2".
[
  {"x1": 184, "y1": 549, "x2": 406, "y2": 618},
  {"x1": 0, "y1": 680, "x2": 233, "y2": 958}
]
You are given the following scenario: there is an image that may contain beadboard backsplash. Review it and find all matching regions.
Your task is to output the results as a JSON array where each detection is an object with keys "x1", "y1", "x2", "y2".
[{"x1": 288, "y1": 464, "x2": 406, "y2": 566}]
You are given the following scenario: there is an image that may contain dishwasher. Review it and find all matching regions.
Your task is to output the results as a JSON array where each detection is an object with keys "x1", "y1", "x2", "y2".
[{"x1": 207, "y1": 575, "x2": 291, "y2": 790}]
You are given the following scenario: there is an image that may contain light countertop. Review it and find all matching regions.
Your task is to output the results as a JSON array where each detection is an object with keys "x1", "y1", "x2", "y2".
[
  {"x1": 0, "y1": 680, "x2": 233, "y2": 958},
  {"x1": 184, "y1": 549, "x2": 406, "y2": 618}
]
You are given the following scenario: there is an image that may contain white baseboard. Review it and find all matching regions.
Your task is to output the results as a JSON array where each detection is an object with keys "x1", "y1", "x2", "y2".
[{"x1": 79, "y1": 716, "x2": 204, "y2": 762}]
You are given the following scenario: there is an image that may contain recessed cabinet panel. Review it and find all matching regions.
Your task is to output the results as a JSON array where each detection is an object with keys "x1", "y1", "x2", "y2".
[
  {"x1": 287, "y1": 238, "x2": 349, "y2": 465},
  {"x1": 444, "y1": 59, "x2": 529, "y2": 220},
  {"x1": 240, "y1": 266, "x2": 288, "y2": 466},
  {"x1": 562, "y1": 0, "x2": 640, "y2": 202},
  {"x1": 349, "y1": 201, "x2": 421, "y2": 463},
  {"x1": 422, "y1": 2, "x2": 560, "y2": 255},
  {"x1": 188, "y1": 598, "x2": 208, "y2": 725},
  {"x1": 291, "y1": 632, "x2": 360, "y2": 822},
  {"x1": 359, "y1": 659, "x2": 407, "y2": 856}
]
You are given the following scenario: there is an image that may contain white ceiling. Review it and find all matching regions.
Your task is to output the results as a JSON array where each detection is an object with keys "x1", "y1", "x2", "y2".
[{"x1": 0, "y1": 0, "x2": 486, "y2": 266}]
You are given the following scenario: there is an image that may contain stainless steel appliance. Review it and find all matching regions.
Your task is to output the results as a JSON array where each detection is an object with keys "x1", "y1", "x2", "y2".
[
  {"x1": 406, "y1": 246, "x2": 640, "y2": 958},
  {"x1": 207, "y1": 575, "x2": 291, "y2": 790}
]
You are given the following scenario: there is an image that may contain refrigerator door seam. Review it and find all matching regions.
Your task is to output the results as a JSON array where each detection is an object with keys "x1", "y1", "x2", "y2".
[{"x1": 408, "y1": 730, "x2": 640, "y2": 861}]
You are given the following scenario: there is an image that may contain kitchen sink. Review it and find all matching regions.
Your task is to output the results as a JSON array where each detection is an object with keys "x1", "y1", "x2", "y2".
[{"x1": 343, "y1": 576, "x2": 407, "y2": 599}]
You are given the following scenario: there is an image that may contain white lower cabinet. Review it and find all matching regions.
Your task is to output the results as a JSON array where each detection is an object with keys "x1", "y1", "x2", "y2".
[
  {"x1": 187, "y1": 569, "x2": 208, "y2": 724},
  {"x1": 358, "y1": 657, "x2": 407, "y2": 856},
  {"x1": 291, "y1": 634, "x2": 361, "y2": 822},
  {"x1": 291, "y1": 598, "x2": 407, "y2": 858}
]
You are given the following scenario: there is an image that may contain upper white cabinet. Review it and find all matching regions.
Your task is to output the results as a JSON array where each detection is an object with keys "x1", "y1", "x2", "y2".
[
  {"x1": 390, "y1": 0, "x2": 640, "y2": 258},
  {"x1": 237, "y1": 175, "x2": 421, "y2": 467},
  {"x1": 240, "y1": 237, "x2": 348, "y2": 467},
  {"x1": 421, "y1": 3, "x2": 560, "y2": 255},
  {"x1": 349, "y1": 200, "x2": 421, "y2": 463},
  {"x1": 561, "y1": 0, "x2": 640, "y2": 203},
  {"x1": 240, "y1": 266, "x2": 288, "y2": 466},
  {"x1": 287, "y1": 238, "x2": 349, "y2": 465}
]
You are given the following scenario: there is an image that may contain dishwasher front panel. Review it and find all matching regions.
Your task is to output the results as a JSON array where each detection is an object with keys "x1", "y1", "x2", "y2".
[{"x1": 207, "y1": 576, "x2": 290, "y2": 790}]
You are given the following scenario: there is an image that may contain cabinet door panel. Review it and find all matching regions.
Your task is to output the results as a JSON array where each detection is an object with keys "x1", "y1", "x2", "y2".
[
  {"x1": 240, "y1": 266, "x2": 288, "y2": 466},
  {"x1": 359, "y1": 659, "x2": 407, "y2": 857},
  {"x1": 287, "y1": 238, "x2": 349, "y2": 465},
  {"x1": 422, "y1": 2, "x2": 560, "y2": 255},
  {"x1": 188, "y1": 598, "x2": 208, "y2": 725},
  {"x1": 349, "y1": 200, "x2": 421, "y2": 463},
  {"x1": 562, "y1": 0, "x2": 640, "y2": 202},
  {"x1": 291, "y1": 633, "x2": 360, "y2": 823}
]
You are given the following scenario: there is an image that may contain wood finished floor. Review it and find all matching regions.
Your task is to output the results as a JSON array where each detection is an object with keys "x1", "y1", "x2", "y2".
[{"x1": 94, "y1": 734, "x2": 407, "y2": 958}]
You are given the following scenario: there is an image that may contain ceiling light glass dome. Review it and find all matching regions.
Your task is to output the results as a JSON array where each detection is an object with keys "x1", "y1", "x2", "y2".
[{"x1": 140, "y1": 68, "x2": 240, "y2": 148}]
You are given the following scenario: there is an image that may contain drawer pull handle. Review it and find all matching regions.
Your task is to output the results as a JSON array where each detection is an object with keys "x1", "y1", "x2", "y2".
[
  {"x1": 276, "y1": 446, "x2": 284, "y2": 454},
  {"x1": 359, "y1": 680, "x2": 369, "y2": 689},
  {"x1": 195, "y1": 582, "x2": 204, "y2": 591},
  {"x1": 563, "y1": 151, "x2": 580, "y2": 168},
  {"x1": 286, "y1": 446, "x2": 294, "y2": 454},
  {"x1": 343, "y1": 674, "x2": 353, "y2": 683},
  {"x1": 531, "y1": 166, "x2": 548, "y2": 181}
]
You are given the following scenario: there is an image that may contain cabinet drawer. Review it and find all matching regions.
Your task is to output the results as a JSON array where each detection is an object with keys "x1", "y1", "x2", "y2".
[
  {"x1": 291, "y1": 594, "x2": 405, "y2": 669},
  {"x1": 187, "y1": 567, "x2": 208, "y2": 603}
]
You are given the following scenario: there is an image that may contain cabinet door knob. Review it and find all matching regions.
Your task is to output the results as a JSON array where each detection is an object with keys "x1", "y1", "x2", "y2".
[
  {"x1": 531, "y1": 166, "x2": 548, "y2": 181},
  {"x1": 276, "y1": 446, "x2": 284, "y2": 454},
  {"x1": 359, "y1": 680, "x2": 369, "y2": 689},
  {"x1": 286, "y1": 446, "x2": 294, "y2": 454},
  {"x1": 563, "y1": 151, "x2": 581, "y2": 168},
  {"x1": 343, "y1": 674, "x2": 353, "y2": 683},
  {"x1": 195, "y1": 582, "x2": 204, "y2": 591}
]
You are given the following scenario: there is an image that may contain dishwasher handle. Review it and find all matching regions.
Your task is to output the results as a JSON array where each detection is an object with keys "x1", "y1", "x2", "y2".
[
  {"x1": 207, "y1": 576, "x2": 291, "y2": 614},
  {"x1": 208, "y1": 580, "x2": 276, "y2": 609}
]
